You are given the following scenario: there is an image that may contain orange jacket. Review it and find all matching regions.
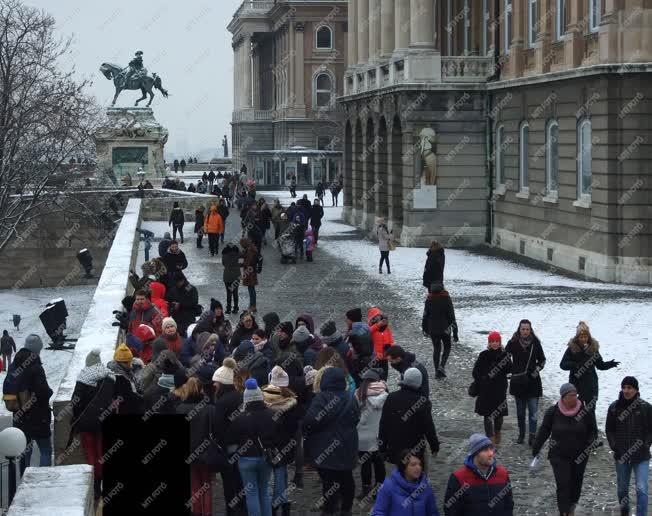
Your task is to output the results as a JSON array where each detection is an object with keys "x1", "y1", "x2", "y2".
[
  {"x1": 204, "y1": 206, "x2": 224, "y2": 234},
  {"x1": 368, "y1": 307, "x2": 394, "y2": 359}
]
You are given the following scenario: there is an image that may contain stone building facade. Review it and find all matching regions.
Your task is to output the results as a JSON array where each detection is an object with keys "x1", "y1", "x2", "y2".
[
  {"x1": 340, "y1": 0, "x2": 652, "y2": 284},
  {"x1": 228, "y1": 0, "x2": 348, "y2": 186}
]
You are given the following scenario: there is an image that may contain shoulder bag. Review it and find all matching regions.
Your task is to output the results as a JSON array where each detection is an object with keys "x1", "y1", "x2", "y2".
[{"x1": 510, "y1": 343, "x2": 534, "y2": 386}]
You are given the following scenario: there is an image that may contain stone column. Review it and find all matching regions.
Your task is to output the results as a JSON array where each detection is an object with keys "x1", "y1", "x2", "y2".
[
  {"x1": 508, "y1": 0, "x2": 525, "y2": 77},
  {"x1": 243, "y1": 35, "x2": 253, "y2": 108},
  {"x1": 564, "y1": 0, "x2": 584, "y2": 67},
  {"x1": 233, "y1": 41, "x2": 240, "y2": 110},
  {"x1": 369, "y1": 0, "x2": 381, "y2": 61},
  {"x1": 410, "y1": 0, "x2": 436, "y2": 48},
  {"x1": 380, "y1": 0, "x2": 395, "y2": 56},
  {"x1": 348, "y1": 0, "x2": 358, "y2": 66},
  {"x1": 358, "y1": 0, "x2": 370, "y2": 64},
  {"x1": 289, "y1": 23, "x2": 296, "y2": 106},
  {"x1": 252, "y1": 45, "x2": 260, "y2": 109},
  {"x1": 294, "y1": 23, "x2": 306, "y2": 109},
  {"x1": 535, "y1": 0, "x2": 553, "y2": 73},
  {"x1": 394, "y1": 0, "x2": 410, "y2": 52}
]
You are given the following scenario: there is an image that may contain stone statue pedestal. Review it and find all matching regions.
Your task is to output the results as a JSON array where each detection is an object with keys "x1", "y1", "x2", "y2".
[
  {"x1": 413, "y1": 185, "x2": 438, "y2": 209},
  {"x1": 94, "y1": 107, "x2": 168, "y2": 183}
]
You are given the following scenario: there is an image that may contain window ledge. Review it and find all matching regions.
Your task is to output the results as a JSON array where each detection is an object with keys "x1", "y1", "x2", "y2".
[
  {"x1": 494, "y1": 184, "x2": 507, "y2": 196},
  {"x1": 515, "y1": 189, "x2": 530, "y2": 199},
  {"x1": 542, "y1": 194, "x2": 559, "y2": 204},
  {"x1": 573, "y1": 197, "x2": 592, "y2": 209}
]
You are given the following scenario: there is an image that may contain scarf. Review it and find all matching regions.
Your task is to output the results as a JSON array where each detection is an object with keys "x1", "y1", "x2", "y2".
[
  {"x1": 558, "y1": 398, "x2": 582, "y2": 417},
  {"x1": 77, "y1": 364, "x2": 115, "y2": 388},
  {"x1": 366, "y1": 381, "x2": 387, "y2": 396},
  {"x1": 158, "y1": 373, "x2": 175, "y2": 390},
  {"x1": 254, "y1": 338, "x2": 267, "y2": 353},
  {"x1": 519, "y1": 335, "x2": 533, "y2": 349},
  {"x1": 321, "y1": 331, "x2": 342, "y2": 346}
]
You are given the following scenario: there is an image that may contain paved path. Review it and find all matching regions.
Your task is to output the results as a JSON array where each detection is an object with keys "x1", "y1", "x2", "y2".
[{"x1": 140, "y1": 205, "x2": 624, "y2": 515}]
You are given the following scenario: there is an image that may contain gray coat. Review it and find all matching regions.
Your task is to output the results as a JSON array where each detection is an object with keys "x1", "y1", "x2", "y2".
[
  {"x1": 377, "y1": 224, "x2": 391, "y2": 252},
  {"x1": 357, "y1": 390, "x2": 388, "y2": 451}
]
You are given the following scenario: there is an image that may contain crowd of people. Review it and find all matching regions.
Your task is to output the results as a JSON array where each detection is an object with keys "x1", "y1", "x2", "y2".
[{"x1": 1, "y1": 178, "x2": 650, "y2": 516}]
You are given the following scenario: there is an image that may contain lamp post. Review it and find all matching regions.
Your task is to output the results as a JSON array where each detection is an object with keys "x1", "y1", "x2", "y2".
[{"x1": 0, "y1": 427, "x2": 27, "y2": 506}]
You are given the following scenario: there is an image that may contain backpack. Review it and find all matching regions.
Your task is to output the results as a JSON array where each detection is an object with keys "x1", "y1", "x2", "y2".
[{"x1": 3, "y1": 369, "x2": 31, "y2": 413}]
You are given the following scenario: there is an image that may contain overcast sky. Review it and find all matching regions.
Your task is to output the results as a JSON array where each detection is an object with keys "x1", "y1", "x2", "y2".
[{"x1": 25, "y1": 0, "x2": 243, "y2": 159}]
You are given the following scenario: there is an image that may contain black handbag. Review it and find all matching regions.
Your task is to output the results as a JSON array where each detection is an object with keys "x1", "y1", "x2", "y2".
[
  {"x1": 257, "y1": 437, "x2": 282, "y2": 467},
  {"x1": 468, "y1": 381, "x2": 479, "y2": 397}
]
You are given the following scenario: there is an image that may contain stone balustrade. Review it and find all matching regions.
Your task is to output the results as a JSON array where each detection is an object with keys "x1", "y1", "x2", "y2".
[{"x1": 232, "y1": 109, "x2": 275, "y2": 122}]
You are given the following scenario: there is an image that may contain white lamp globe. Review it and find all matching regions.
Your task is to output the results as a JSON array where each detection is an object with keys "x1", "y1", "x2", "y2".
[{"x1": 0, "y1": 427, "x2": 27, "y2": 458}]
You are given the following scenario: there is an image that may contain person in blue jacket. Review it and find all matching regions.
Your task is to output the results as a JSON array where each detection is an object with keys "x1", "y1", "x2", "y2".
[{"x1": 372, "y1": 449, "x2": 440, "y2": 516}]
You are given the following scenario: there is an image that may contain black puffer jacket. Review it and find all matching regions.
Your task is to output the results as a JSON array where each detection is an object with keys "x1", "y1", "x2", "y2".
[
  {"x1": 472, "y1": 348, "x2": 512, "y2": 417},
  {"x1": 169, "y1": 206, "x2": 185, "y2": 226},
  {"x1": 225, "y1": 401, "x2": 280, "y2": 457},
  {"x1": 505, "y1": 336, "x2": 546, "y2": 399},
  {"x1": 6, "y1": 349, "x2": 53, "y2": 439},
  {"x1": 422, "y1": 246, "x2": 445, "y2": 288},
  {"x1": 532, "y1": 402, "x2": 598, "y2": 461},
  {"x1": 606, "y1": 394, "x2": 652, "y2": 464},
  {"x1": 166, "y1": 280, "x2": 199, "y2": 335}
]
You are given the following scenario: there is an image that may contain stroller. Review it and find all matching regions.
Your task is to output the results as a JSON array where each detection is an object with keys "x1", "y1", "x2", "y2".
[{"x1": 277, "y1": 231, "x2": 296, "y2": 264}]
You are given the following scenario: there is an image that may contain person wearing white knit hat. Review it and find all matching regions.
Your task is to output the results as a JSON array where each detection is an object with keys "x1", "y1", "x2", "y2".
[
  {"x1": 268, "y1": 365, "x2": 289, "y2": 388},
  {"x1": 212, "y1": 357, "x2": 236, "y2": 387}
]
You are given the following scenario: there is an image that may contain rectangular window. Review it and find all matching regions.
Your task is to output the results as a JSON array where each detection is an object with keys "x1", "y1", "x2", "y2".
[
  {"x1": 496, "y1": 126, "x2": 505, "y2": 185},
  {"x1": 528, "y1": 0, "x2": 538, "y2": 47},
  {"x1": 556, "y1": 0, "x2": 566, "y2": 40},
  {"x1": 505, "y1": 0, "x2": 513, "y2": 54},
  {"x1": 589, "y1": 0, "x2": 601, "y2": 32},
  {"x1": 547, "y1": 122, "x2": 559, "y2": 194},
  {"x1": 447, "y1": 0, "x2": 453, "y2": 55},
  {"x1": 520, "y1": 124, "x2": 529, "y2": 190},
  {"x1": 464, "y1": 0, "x2": 470, "y2": 55},
  {"x1": 578, "y1": 121, "x2": 592, "y2": 196}
]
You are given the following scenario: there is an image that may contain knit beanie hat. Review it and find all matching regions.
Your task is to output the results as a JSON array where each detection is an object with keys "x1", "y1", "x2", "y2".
[
  {"x1": 233, "y1": 340, "x2": 255, "y2": 362},
  {"x1": 361, "y1": 368, "x2": 382, "y2": 381},
  {"x1": 162, "y1": 317, "x2": 177, "y2": 331},
  {"x1": 304, "y1": 365, "x2": 318, "y2": 386},
  {"x1": 320, "y1": 320, "x2": 337, "y2": 337},
  {"x1": 114, "y1": 343, "x2": 133, "y2": 363},
  {"x1": 345, "y1": 308, "x2": 362, "y2": 323},
  {"x1": 576, "y1": 321, "x2": 590, "y2": 336},
  {"x1": 243, "y1": 378, "x2": 264, "y2": 404},
  {"x1": 399, "y1": 368, "x2": 423, "y2": 390},
  {"x1": 213, "y1": 357, "x2": 237, "y2": 384},
  {"x1": 278, "y1": 321, "x2": 294, "y2": 336},
  {"x1": 24, "y1": 334, "x2": 43, "y2": 355},
  {"x1": 174, "y1": 369, "x2": 187, "y2": 389},
  {"x1": 468, "y1": 433, "x2": 494, "y2": 457},
  {"x1": 196, "y1": 364, "x2": 218, "y2": 385},
  {"x1": 560, "y1": 383, "x2": 577, "y2": 398},
  {"x1": 134, "y1": 324, "x2": 156, "y2": 343},
  {"x1": 85, "y1": 348, "x2": 102, "y2": 367},
  {"x1": 292, "y1": 326, "x2": 311, "y2": 344},
  {"x1": 269, "y1": 365, "x2": 290, "y2": 387},
  {"x1": 487, "y1": 331, "x2": 502, "y2": 344},
  {"x1": 621, "y1": 376, "x2": 639, "y2": 391}
]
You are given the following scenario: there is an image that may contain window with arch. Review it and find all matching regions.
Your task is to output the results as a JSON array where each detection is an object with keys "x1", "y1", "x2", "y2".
[
  {"x1": 589, "y1": 0, "x2": 601, "y2": 32},
  {"x1": 546, "y1": 120, "x2": 559, "y2": 197},
  {"x1": 556, "y1": 0, "x2": 567, "y2": 40},
  {"x1": 314, "y1": 73, "x2": 333, "y2": 108},
  {"x1": 577, "y1": 118, "x2": 592, "y2": 197},
  {"x1": 520, "y1": 121, "x2": 529, "y2": 192},
  {"x1": 496, "y1": 124, "x2": 505, "y2": 186},
  {"x1": 316, "y1": 26, "x2": 333, "y2": 49}
]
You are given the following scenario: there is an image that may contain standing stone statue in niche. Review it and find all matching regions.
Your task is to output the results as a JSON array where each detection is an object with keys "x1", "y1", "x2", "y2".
[{"x1": 418, "y1": 127, "x2": 438, "y2": 186}]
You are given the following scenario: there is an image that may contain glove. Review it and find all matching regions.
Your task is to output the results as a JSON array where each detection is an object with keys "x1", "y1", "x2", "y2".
[
  {"x1": 453, "y1": 333, "x2": 459, "y2": 343},
  {"x1": 607, "y1": 360, "x2": 620, "y2": 368}
]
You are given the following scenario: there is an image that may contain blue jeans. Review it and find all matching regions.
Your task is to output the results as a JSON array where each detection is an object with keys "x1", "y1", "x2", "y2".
[
  {"x1": 248, "y1": 286, "x2": 257, "y2": 308},
  {"x1": 616, "y1": 460, "x2": 649, "y2": 516},
  {"x1": 272, "y1": 465, "x2": 288, "y2": 507},
  {"x1": 20, "y1": 437, "x2": 52, "y2": 475},
  {"x1": 515, "y1": 397, "x2": 539, "y2": 435},
  {"x1": 238, "y1": 456, "x2": 272, "y2": 516}
]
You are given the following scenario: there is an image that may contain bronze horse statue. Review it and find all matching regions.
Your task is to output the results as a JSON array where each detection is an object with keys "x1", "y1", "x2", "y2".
[{"x1": 99, "y1": 62, "x2": 169, "y2": 107}]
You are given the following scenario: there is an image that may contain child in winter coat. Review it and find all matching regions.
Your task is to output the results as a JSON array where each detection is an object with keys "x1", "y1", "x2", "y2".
[
  {"x1": 304, "y1": 227, "x2": 316, "y2": 262},
  {"x1": 368, "y1": 307, "x2": 394, "y2": 381},
  {"x1": 355, "y1": 368, "x2": 389, "y2": 500}
]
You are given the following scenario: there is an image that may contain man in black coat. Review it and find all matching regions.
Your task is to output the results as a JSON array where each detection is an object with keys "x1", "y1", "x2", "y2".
[
  {"x1": 606, "y1": 376, "x2": 652, "y2": 515},
  {"x1": 162, "y1": 241, "x2": 188, "y2": 278},
  {"x1": 158, "y1": 232, "x2": 172, "y2": 258},
  {"x1": 165, "y1": 272, "x2": 199, "y2": 337},
  {"x1": 168, "y1": 201, "x2": 185, "y2": 243},
  {"x1": 3, "y1": 335, "x2": 53, "y2": 474},
  {"x1": 379, "y1": 367, "x2": 439, "y2": 465},
  {"x1": 1, "y1": 329, "x2": 17, "y2": 368},
  {"x1": 422, "y1": 241, "x2": 445, "y2": 290},
  {"x1": 309, "y1": 198, "x2": 324, "y2": 244},
  {"x1": 385, "y1": 345, "x2": 430, "y2": 398},
  {"x1": 421, "y1": 281, "x2": 458, "y2": 379}
]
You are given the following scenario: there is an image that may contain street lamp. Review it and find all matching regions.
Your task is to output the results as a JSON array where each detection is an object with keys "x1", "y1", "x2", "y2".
[{"x1": 0, "y1": 427, "x2": 27, "y2": 505}]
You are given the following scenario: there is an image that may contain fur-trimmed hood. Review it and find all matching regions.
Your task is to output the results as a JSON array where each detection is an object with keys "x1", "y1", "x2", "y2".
[
  {"x1": 262, "y1": 385, "x2": 297, "y2": 412},
  {"x1": 567, "y1": 337, "x2": 600, "y2": 354}
]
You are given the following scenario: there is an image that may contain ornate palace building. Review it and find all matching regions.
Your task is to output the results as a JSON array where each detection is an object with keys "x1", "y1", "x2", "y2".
[
  {"x1": 228, "y1": 0, "x2": 348, "y2": 187},
  {"x1": 340, "y1": 0, "x2": 652, "y2": 284}
]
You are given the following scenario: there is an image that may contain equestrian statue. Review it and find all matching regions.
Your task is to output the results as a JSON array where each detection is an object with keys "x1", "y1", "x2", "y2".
[{"x1": 100, "y1": 51, "x2": 169, "y2": 107}]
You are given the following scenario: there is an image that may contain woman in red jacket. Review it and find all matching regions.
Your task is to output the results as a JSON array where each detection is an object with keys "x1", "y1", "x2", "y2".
[{"x1": 368, "y1": 307, "x2": 394, "y2": 379}]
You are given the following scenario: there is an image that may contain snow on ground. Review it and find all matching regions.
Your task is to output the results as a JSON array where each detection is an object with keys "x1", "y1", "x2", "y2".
[
  {"x1": 266, "y1": 189, "x2": 652, "y2": 425},
  {"x1": 0, "y1": 285, "x2": 96, "y2": 417}
]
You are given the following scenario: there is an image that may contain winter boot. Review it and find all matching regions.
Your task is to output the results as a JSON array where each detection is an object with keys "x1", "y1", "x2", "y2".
[
  {"x1": 516, "y1": 428, "x2": 525, "y2": 444},
  {"x1": 439, "y1": 367, "x2": 447, "y2": 378},
  {"x1": 490, "y1": 434, "x2": 497, "y2": 446},
  {"x1": 356, "y1": 484, "x2": 372, "y2": 501},
  {"x1": 435, "y1": 369, "x2": 443, "y2": 380},
  {"x1": 232, "y1": 306, "x2": 239, "y2": 314},
  {"x1": 495, "y1": 431, "x2": 502, "y2": 447},
  {"x1": 281, "y1": 502, "x2": 291, "y2": 516},
  {"x1": 528, "y1": 433, "x2": 535, "y2": 447},
  {"x1": 378, "y1": 267, "x2": 382, "y2": 274}
]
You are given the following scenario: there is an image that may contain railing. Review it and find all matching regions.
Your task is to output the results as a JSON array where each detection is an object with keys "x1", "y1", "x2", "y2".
[
  {"x1": 233, "y1": 109, "x2": 275, "y2": 122},
  {"x1": 441, "y1": 56, "x2": 494, "y2": 82},
  {"x1": 234, "y1": 0, "x2": 275, "y2": 18}
]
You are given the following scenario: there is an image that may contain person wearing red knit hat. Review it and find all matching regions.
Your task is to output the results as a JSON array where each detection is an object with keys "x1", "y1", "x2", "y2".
[{"x1": 471, "y1": 331, "x2": 512, "y2": 446}]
